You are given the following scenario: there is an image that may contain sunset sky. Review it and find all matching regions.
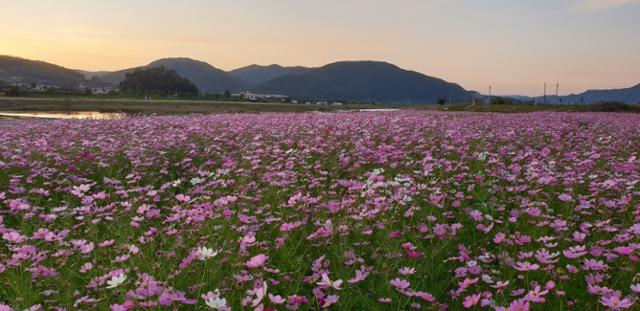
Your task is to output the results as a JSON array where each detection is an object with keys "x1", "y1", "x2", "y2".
[{"x1": 1, "y1": 0, "x2": 639, "y2": 96}]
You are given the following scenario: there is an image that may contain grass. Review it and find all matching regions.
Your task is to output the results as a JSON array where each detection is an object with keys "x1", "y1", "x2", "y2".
[
  {"x1": 0, "y1": 97, "x2": 380, "y2": 115},
  {"x1": 4, "y1": 97, "x2": 640, "y2": 118}
]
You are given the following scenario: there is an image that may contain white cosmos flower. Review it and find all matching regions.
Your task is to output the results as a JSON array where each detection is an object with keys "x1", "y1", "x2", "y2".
[
  {"x1": 205, "y1": 296, "x2": 227, "y2": 309},
  {"x1": 106, "y1": 273, "x2": 127, "y2": 289},
  {"x1": 197, "y1": 247, "x2": 218, "y2": 260}
]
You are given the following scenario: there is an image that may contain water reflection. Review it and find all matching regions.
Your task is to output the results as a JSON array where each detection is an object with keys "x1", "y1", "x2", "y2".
[{"x1": 0, "y1": 111, "x2": 124, "y2": 120}]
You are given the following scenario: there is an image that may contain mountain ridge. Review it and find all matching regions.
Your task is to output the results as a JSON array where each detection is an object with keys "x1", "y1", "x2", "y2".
[
  {"x1": 505, "y1": 84, "x2": 640, "y2": 105},
  {"x1": 230, "y1": 64, "x2": 312, "y2": 86},
  {"x1": 0, "y1": 55, "x2": 85, "y2": 89},
  {"x1": 5, "y1": 54, "x2": 637, "y2": 104},
  {"x1": 99, "y1": 58, "x2": 247, "y2": 93},
  {"x1": 251, "y1": 60, "x2": 471, "y2": 103}
]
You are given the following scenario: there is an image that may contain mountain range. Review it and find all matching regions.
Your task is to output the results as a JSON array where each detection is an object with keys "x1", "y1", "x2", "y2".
[
  {"x1": 253, "y1": 61, "x2": 470, "y2": 103},
  {"x1": 85, "y1": 58, "x2": 248, "y2": 94},
  {"x1": 526, "y1": 84, "x2": 640, "y2": 105},
  {"x1": 1, "y1": 55, "x2": 639, "y2": 104}
]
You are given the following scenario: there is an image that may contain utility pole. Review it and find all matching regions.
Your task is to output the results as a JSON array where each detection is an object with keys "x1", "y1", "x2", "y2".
[
  {"x1": 488, "y1": 86, "x2": 492, "y2": 103},
  {"x1": 556, "y1": 82, "x2": 559, "y2": 104},
  {"x1": 543, "y1": 82, "x2": 547, "y2": 105}
]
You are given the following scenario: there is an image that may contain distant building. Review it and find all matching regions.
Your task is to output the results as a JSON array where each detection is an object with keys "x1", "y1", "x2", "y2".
[
  {"x1": 33, "y1": 84, "x2": 60, "y2": 92},
  {"x1": 9, "y1": 82, "x2": 59, "y2": 92},
  {"x1": 232, "y1": 91, "x2": 290, "y2": 102},
  {"x1": 91, "y1": 86, "x2": 118, "y2": 95},
  {"x1": 331, "y1": 102, "x2": 343, "y2": 106}
]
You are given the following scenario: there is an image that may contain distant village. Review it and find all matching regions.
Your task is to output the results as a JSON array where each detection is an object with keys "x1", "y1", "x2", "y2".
[
  {"x1": 231, "y1": 91, "x2": 343, "y2": 106},
  {"x1": 2, "y1": 80, "x2": 119, "y2": 96},
  {"x1": 1, "y1": 80, "x2": 345, "y2": 106}
]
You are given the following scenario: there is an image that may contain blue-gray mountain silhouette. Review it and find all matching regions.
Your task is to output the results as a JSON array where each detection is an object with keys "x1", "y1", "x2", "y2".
[{"x1": 252, "y1": 61, "x2": 471, "y2": 103}]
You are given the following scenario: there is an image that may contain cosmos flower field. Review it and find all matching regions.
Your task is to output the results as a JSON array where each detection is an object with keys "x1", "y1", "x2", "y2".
[{"x1": 1, "y1": 111, "x2": 639, "y2": 310}]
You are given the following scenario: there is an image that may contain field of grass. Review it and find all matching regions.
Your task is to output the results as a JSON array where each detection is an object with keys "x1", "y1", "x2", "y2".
[
  {"x1": 0, "y1": 97, "x2": 378, "y2": 115},
  {"x1": 1, "y1": 111, "x2": 640, "y2": 310},
  {"x1": 3, "y1": 97, "x2": 639, "y2": 118}
]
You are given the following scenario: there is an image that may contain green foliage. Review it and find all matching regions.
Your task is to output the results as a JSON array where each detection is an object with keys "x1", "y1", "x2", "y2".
[
  {"x1": 0, "y1": 80, "x2": 24, "y2": 96},
  {"x1": 587, "y1": 101, "x2": 639, "y2": 112},
  {"x1": 6, "y1": 85, "x2": 25, "y2": 96},
  {"x1": 119, "y1": 66, "x2": 199, "y2": 97},
  {"x1": 489, "y1": 97, "x2": 515, "y2": 105}
]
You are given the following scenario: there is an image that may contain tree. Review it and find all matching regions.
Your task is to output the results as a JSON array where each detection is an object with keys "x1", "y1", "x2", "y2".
[
  {"x1": 224, "y1": 90, "x2": 231, "y2": 98},
  {"x1": 119, "y1": 66, "x2": 199, "y2": 97},
  {"x1": 437, "y1": 98, "x2": 446, "y2": 106},
  {"x1": 6, "y1": 85, "x2": 24, "y2": 96}
]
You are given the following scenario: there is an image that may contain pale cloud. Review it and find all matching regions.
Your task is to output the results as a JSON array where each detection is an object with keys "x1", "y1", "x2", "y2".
[{"x1": 575, "y1": 0, "x2": 640, "y2": 11}]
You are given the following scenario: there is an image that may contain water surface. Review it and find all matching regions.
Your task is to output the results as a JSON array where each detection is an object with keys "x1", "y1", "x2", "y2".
[{"x1": 0, "y1": 111, "x2": 124, "y2": 120}]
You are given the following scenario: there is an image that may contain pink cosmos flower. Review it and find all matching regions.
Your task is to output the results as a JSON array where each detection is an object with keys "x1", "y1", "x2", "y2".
[
  {"x1": 558, "y1": 193, "x2": 572, "y2": 202},
  {"x1": 320, "y1": 295, "x2": 339, "y2": 308},
  {"x1": 513, "y1": 262, "x2": 540, "y2": 271},
  {"x1": 614, "y1": 246, "x2": 634, "y2": 256},
  {"x1": 524, "y1": 286, "x2": 548, "y2": 303},
  {"x1": 582, "y1": 258, "x2": 608, "y2": 271},
  {"x1": 491, "y1": 280, "x2": 510, "y2": 290},
  {"x1": 110, "y1": 300, "x2": 134, "y2": 311},
  {"x1": 80, "y1": 262, "x2": 93, "y2": 273},
  {"x1": 2, "y1": 231, "x2": 27, "y2": 243},
  {"x1": 399, "y1": 267, "x2": 416, "y2": 276},
  {"x1": 251, "y1": 282, "x2": 268, "y2": 307},
  {"x1": 317, "y1": 273, "x2": 343, "y2": 290},
  {"x1": 268, "y1": 293, "x2": 286, "y2": 304},
  {"x1": 600, "y1": 295, "x2": 634, "y2": 310},
  {"x1": 414, "y1": 291, "x2": 435, "y2": 303},
  {"x1": 389, "y1": 278, "x2": 410, "y2": 290},
  {"x1": 463, "y1": 294, "x2": 481, "y2": 308},
  {"x1": 506, "y1": 299, "x2": 529, "y2": 311},
  {"x1": 245, "y1": 254, "x2": 268, "y2": 269},
  {"x1": 459, "y1": 277, "x2": 479, "y2": 290},
  {"x1": 287, "y1": 295, "x2": 309, "y2": 306},
  {"x1": 348, "y1": 266, "x2": 370, "y2": 284},
  {"x1": 79, "y1": 242, "x2": 95, "y2": 254}
]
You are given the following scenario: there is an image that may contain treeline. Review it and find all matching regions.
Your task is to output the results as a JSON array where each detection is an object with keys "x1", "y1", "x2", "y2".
[
  {"x1": 485, "y1": 96, "x2": 640, "y2": 112},
  {"x1": 119, "y1": 66, "x2": 199, "y2": 96}
]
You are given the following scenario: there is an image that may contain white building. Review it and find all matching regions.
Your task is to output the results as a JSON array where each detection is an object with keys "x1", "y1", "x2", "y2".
[
  {"x1": 91, "y1": 87, "x2": 118, "y2": 95},
  {"x1": 232, "y1": 91, "x2": 290, "y2": 102}
]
